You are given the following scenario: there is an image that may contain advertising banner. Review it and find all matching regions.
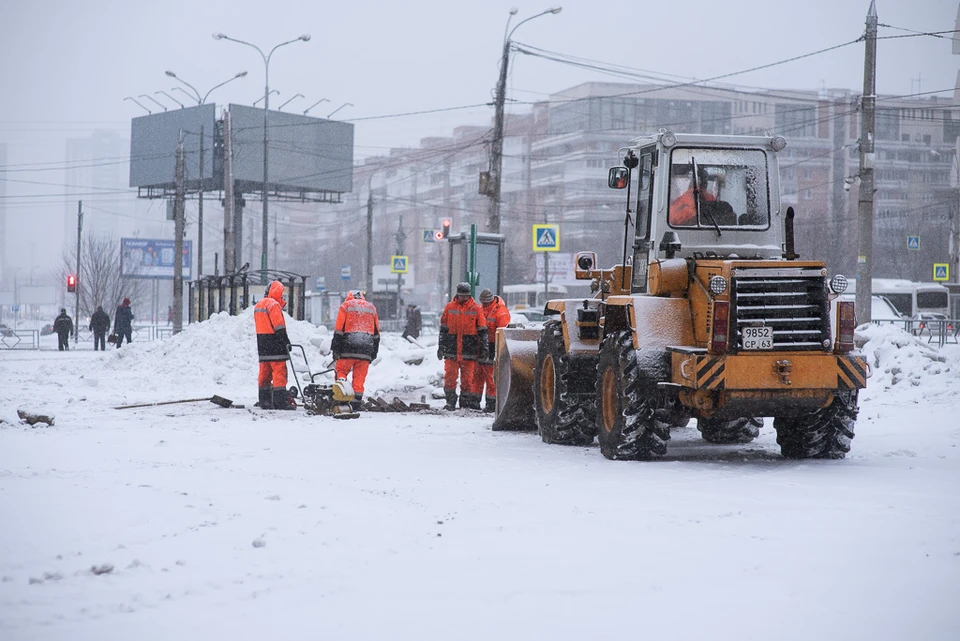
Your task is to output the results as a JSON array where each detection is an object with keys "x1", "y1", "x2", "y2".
[{"x1": 120, "y1": 238, "x2": 192, "y2": 280}]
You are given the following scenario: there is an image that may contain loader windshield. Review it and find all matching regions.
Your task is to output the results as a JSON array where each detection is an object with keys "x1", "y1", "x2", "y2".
[{"x1": 667, "y1": 148, "x2": 770, "y2": 230}]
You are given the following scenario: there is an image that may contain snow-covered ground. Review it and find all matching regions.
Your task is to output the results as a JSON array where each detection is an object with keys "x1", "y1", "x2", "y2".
[{"x1": 1, "y1": 314, "x2": 958, "y2": 640}]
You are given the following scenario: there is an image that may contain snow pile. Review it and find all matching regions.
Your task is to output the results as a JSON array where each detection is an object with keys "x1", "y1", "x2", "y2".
[
  {"x1": 855, "y1": 323, "x2": 960, "y2": 402},
  {"x1": 110, "y1": 310, "x2": 444, "y2": 402}
]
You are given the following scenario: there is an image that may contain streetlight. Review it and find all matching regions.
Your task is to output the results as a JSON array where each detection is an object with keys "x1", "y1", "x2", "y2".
[
  {"x1": 139, "y1": 93, "x2": 167, "y2": 111},
  {"x1": 303, "y1": 97, "x2": 329, "y2": 116},
  {"x1": 327, "y1": 102, "x2": 353, "y2": 119},
  {"x1": 253, "y1": 89, "x2": 280, "y2": 106},
  {"x1": 123, "y1": 96, "x2": 151, "y2": 114},
  {"x1": 487, "y1": 6, "x2": 561, "y2": 234},
  {"x1": 278, "y1": 93, "x2": 304, "y2": 110},
  {"x1": 155, "y1": 90, "x2": 184, "y2": 109},
  {"x1": 165, "y1": 69, "x2": 248, "y2": 104},
  {"x1": 213, "y1": 31, "x2": 311, "y2": 278}
]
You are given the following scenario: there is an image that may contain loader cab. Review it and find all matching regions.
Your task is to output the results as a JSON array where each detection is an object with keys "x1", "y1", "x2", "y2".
[{"x1": 609, "y1": 132, "x2": 787, "y2": 294}]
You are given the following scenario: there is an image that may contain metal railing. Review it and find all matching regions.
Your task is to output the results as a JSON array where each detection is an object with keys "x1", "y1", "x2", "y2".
[{"x1": 870, "y1": 318, "x2": 959, "y2": 349}]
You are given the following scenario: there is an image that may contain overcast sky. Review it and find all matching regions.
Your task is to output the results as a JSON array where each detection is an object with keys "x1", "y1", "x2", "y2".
[{"x1": 0, "y1": 0, "x2": 956, "y2": 276}]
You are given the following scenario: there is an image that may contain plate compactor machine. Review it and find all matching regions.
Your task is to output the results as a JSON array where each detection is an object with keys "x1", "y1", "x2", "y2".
[
  {"x1": 288, "y1": 345, "x2": 360, "y2": 419},
  {"x1": 493, "y1": 131, "x2": 868, "y2": 460}
]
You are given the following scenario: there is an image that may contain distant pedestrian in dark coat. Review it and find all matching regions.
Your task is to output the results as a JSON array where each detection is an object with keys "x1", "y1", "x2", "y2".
[
  {"x1": 53, "y1": 308, "x2": 73, "y2": 351},
  {"x1": 89, "y1": 305, "x2": 110, "y2": 351},
  {"x1": 113, "y1": 298, "x2": 134, "y2": 348},
  {"x1": 402, "y1": 304, "x2": 422, "y2": 340}
]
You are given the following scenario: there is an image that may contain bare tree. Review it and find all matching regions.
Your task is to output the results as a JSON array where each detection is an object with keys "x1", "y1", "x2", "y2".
[{"x1": 59, "y1": 233, "x2": 149, "y2": 321}]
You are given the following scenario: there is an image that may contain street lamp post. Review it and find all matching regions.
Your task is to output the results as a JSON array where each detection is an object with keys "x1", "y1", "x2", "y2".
[
  {"x1": 487, "y1": 6, "x2": 561, "y2": 234},
  {"x1": 279, "y1": 93, "x2": 304, "y2": 110},
  {"x1": 253, "y1": 89, "x2": 280, "y2": 106},
  {"x1": 165, "y1": 69, "x2": 248, "y2": 104},
  {"x1": 213, "y1": 32, "x2": 311, "y2": 279}
]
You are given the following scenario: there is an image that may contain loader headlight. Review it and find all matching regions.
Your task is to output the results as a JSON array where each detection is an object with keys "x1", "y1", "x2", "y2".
[
  {"x1": 709, "y1": 275, "x2": 728, "y2": 295},
  {"x1": 660, "y1": 129, "x2": 677, "y2": 148},
  {"x1": 829, "y1": 274, "x2": 848, "y2": 294},
  {"x1": 770, "y1": 135, "x2": 787, "y2": 152}
]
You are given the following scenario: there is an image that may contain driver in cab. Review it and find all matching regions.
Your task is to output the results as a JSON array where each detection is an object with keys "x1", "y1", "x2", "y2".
[{"x1": 668, "y1": 163, "x2": 715, "y2": 226}]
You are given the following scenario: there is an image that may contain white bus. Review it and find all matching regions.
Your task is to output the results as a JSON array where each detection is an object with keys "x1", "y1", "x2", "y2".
[
  {"x1": 854, "y1": 279, "x2": 950, "y2": 320},
  {"x1": 502, "y1": 284, "x2": 568, "y2": 312}
]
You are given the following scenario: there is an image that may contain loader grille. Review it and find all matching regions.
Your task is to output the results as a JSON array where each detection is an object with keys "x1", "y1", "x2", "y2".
[{"x1": 730, "y1": 267, "x2": 830, "y2": 352}]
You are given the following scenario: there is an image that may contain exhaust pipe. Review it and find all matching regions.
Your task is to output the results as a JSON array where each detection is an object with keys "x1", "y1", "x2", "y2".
[{"x1": 783, "y1": 206, "x2": 799, "y2": 260}]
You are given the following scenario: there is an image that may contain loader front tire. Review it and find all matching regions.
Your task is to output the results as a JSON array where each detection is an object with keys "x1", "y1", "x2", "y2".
[
  {"x1": 697, "y1": 416, "x2": 762, "y2": 444},
  {"x1": 595, "y1": 331, "x2": 670, "y2": 460},
  {"x1": 773, "y1": 391, "x2": 858, "y2": 459},
  {"x1": 534, "y1": 321, "x2": 597, "y2": 446}
]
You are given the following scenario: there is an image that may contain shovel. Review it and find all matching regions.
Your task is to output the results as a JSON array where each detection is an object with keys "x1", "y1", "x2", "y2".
[{"x1": 114, "y1": 395, "x2": 238, "y2": 410}]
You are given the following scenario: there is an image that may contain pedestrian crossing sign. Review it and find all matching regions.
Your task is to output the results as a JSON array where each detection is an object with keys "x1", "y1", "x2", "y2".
[
  {"x1": 933, "y1": 263, "x2": 949, "y2": 281},
  {"x1": 532, "y1": 224, "x2": 560, "y2": 252},
  {"x1": 907, "y1": 235, "x2": 920, "y2": 250},
  {"x1": 391, "y1": 255, "x2": 409, "y2": 274}
]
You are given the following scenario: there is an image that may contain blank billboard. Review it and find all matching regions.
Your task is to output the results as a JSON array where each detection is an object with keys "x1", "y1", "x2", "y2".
[
  {"x1": 129, "y1": 104, "x2": 216, "y2": 189},
  {"x1": 229, "y1": 104, "x2": 353, "y2": 194}
]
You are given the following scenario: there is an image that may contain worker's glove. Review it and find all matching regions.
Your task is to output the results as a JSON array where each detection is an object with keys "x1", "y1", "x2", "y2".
[
  {"x1": 332, "y1": 352, "x2": 341, "y2": 362},
  {"x1": 437, "y1": 348, "x2": 444, "y2": 361},
  {"x1": 478, "y1": 343, "x2": 489, "y2": 361}
]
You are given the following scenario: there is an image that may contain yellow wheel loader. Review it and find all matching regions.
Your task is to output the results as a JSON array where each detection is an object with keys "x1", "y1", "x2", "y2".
[{"x1": 493, "y1": 131, "x2": 867, "y2": 460}]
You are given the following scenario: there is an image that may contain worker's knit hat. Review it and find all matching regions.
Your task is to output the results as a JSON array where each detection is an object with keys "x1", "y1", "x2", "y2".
[
  {"x1": 479, "y1": 289, "x2": 494, "y2": 304},
  {"x1": 456, "y1": 282, "x2": 471, "y2": 295}
]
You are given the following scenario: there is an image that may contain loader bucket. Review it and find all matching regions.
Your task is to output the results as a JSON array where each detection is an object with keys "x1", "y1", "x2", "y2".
[{"x1": 492, "y1": 326, "x2": 542, "y2": 431}]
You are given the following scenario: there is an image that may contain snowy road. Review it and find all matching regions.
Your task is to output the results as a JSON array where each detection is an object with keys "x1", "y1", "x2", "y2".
[{"x1": 1, "y1": 317, "x2": 958, "y2": 640}]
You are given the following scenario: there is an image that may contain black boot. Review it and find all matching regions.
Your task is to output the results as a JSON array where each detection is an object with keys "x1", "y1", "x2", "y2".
[
  {"x1": 460, "y1": 393, "x2": 482, "y2": 411},
  {"x1": 443, "y1": 389, "x2": 458, "y2": 411},
  {"x1": 484, "y1": 396, "x2": 496, "y2": 413},
  {"x1": 255, "y1": 388, "x2": 273, "y2": 409},
  {"x1": 273, "y1": 387, "x2": 296, "y2": 410},
  {"x1": 350, "y1": 394, "x2": 364, "y2": 412}
]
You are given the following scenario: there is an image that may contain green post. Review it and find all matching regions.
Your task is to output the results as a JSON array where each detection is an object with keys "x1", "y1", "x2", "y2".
[{"x1": 468, "y1": 224, "x2": 478, "y2": 296}]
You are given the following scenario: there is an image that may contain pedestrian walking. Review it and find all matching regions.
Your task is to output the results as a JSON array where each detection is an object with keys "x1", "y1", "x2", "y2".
[
  {"x1": 53, "y1": 308, "x2": 73, "y2": 351},
  {"x1": 89, "y1": 305, "x2": 110, "y2": 351},
  {"x1": 254, "y1": 280, "x2": 294, "y2": 410},
  {"x1": 473, "y1": 288, "x2": 510, "y2": 412},
  {"x1": 438, "y1": 282, "x2": 488, "y2": 410},
  {"x1": 401, "y1": 303, "x2": 422, "y2": 340},
  {"x1": 332, "y1": 291, "x2": 380, "y2": 412},
  {"x1": 113, "y1": 298, "x2": 134, "y2": 348}
]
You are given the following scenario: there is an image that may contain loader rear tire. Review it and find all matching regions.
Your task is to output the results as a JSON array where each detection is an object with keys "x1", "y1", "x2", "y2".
[
  {"x1": 534, "y1": 321, "x2": 597, "y2": 446},
  {"x1": 697, "y1": 416, "x2": 762, "y2": 444},
  {"x1": 773, "y1": 391, "x2": 858, "y2": 459},
  {"x1": 595, "y1": 331, "x2": 670, "y2": 460}
]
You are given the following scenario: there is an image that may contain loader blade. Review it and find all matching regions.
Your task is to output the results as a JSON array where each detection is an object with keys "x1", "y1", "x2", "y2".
[{"x1": 492, "y1": 327, "x2": 541, "y2": 431}]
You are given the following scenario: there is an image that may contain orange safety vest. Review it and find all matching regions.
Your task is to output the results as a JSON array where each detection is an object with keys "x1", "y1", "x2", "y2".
[
  {"x1": 478, "y1": 296, "x2": 510, "y2": 364},
  {"x1": 332, "y1": 293, "x2": 380, "y2": 361},
  {"x1": 254, "y1": 281, "x2": 290, "y2": 362},
  {"x1": 439, "y1": 296, "x2": 487, "y2": 360}
]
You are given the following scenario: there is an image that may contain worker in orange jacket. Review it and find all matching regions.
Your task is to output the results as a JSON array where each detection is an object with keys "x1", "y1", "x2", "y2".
[
  {"x1": 332, "y1": 291, "x2": 380, "y2": 411},
  {"x1": 438, "y1": 282, "x2": 487, "y2": 410},
  {"x1": 254, "y1": 280, "x2": 294, "y2": 410},
  {"x1": 473, "y1": 288, "x2": 510, "y2": 413}
]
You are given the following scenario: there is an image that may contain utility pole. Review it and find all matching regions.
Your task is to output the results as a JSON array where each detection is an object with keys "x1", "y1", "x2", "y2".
[
  {"x1": 487, "y1": 37, "x2": 510, "y2": 235},
  {"x1": 173, "y1": 131, "x2": 186, "y2": 334},
  {"x1": 366, "y1": 181, "x2": 374, "y2": 293},
  {"x1": 74, "y1": 200, "x2": 82, "y2": 345},
  {"x1": 222, "y1": 111, "x2": 235, "y2": 274},
  {"x1": 395, "y1": 214, "x2": 406, "y2": 318},
  {"x1": 197, "y1": 124, "x2": 205, "y2": 278},
  {"x1": 856, "y1": 0, "x2": 878, "y2": 323}
]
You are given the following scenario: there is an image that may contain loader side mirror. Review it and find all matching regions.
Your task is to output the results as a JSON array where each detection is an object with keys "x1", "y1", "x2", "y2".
[{"x1": 607, "y1": 167, "x2": 629, "y2": 189}]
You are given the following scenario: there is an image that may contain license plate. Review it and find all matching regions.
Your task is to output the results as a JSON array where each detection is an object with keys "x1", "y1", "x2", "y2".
[{"x1": 742, "y1": 326, "x2": 773, "y2": 350}]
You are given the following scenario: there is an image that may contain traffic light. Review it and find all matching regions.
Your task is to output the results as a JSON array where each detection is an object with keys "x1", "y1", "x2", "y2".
[
  {"x1": 441, "y1": 218, "x2": 451, "y2": 239},
  {"x1": 67, "y1": 274, "x2": 77, "y2": 293}
]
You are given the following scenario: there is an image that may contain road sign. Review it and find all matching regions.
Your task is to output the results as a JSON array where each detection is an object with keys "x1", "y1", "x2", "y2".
[
  {"x1": 532, "y1": 224, "x2": 560, "y2": 252},
  {"x1": 907, "y1": 235, "x2": 920, "y2": 250},
  {"x1": 11, "y1": 305, "x2": 19, "y2": 313},
  {"x1": 423, "y1": 230, "x2": 437, "y2": 243},
  {"x1": 314, "y1": 276, "x2": 326, "y2": 291},
  {"x1": 341, "y1": 265, "x2": 351, "y2": 281},
  {"x1": 391, "y1": 255, "x2": 409, "y2": 274},
  {"x1": 933, "y1": 263, "x2": 949, "y2": 281}
]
